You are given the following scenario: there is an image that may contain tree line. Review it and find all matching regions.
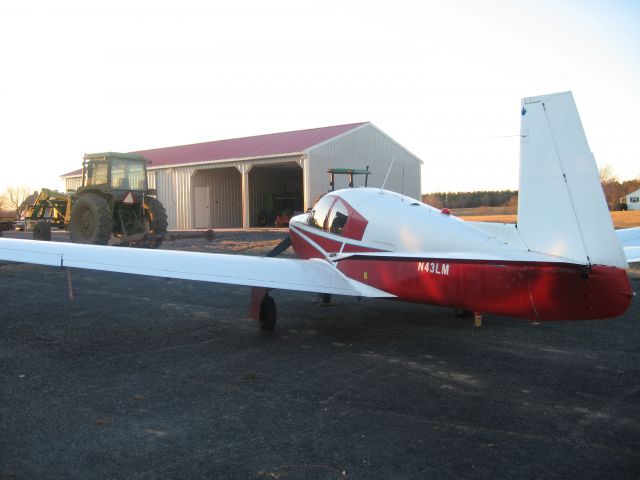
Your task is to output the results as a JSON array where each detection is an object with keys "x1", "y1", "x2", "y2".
[
  {"x1": 421, "y1": 165, "x2": 639, "y2": 211},
  {"x1": 421, "y1": 190, "x2": 517, "y2": 209}
]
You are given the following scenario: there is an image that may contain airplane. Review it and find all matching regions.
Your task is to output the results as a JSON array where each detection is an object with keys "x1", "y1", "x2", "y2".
[{"x1": 1, "y1": 91, "x2": 639, "y2": 331}]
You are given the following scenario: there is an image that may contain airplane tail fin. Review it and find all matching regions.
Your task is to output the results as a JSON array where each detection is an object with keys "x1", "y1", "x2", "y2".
[{"x1": 517, "y1": 91, "x2": 627, "y2": 269}]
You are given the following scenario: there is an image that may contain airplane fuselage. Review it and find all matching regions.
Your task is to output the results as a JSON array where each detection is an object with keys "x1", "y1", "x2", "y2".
[{"x1": 288, "y1": 188, "x2": 633, "y2": 321}]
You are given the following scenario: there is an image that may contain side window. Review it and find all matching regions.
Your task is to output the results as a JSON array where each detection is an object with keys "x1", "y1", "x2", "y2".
[
  {"x1": 309, "y1": 195, "x2": 333, "y2": 229},
  {"x1": 86, "y1": 161, "x2": 108, "y2": 186},
  {"x1": 631, "y1": 197, "x2": 639, "y2": 203},
  {"x1": 327, "y1": 199, "x2": 349, "y2": 235},
  {"x1": 110, "y1": 159, "x2": 126, "y2": 189}
]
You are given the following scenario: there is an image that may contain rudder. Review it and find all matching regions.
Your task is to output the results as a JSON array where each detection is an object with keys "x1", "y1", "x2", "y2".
[{"x1": 517, "y1": 91, "x2": 627, "y2": 268}]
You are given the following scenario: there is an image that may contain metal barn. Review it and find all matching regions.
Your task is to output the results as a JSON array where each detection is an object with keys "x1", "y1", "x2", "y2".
[{"x1": 62, "y1": 123, "x2": 422, "y2": 230}]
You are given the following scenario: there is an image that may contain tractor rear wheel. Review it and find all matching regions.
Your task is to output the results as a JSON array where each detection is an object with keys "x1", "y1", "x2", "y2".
[
  {"x1": 32, "y1": 220, "x2": 52, "y2": 241},
  {"x1": 144, "y1": 197, "x2": 168, "y2": 248},
  {"x1": 69, "y1": 193, "x2": 112, "y2": 245}
]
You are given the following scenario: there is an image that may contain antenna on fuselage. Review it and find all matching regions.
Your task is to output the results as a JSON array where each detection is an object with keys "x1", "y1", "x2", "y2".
[{"x1": 380, "y1": 158, "x2": 395, "y2": 192}]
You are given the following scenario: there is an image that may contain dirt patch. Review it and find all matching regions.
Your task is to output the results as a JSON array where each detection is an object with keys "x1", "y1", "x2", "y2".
[{"x1": 158, "y1": 230, "x2": 291, "y2": 256}]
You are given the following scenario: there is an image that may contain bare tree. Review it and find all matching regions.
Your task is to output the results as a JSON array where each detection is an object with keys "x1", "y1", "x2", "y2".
[
  {"x1": 598, "y1": 164, "x2": 620, "y2": 209},
  {"x1": 0, "y1": 193, "x2": 7, "y2": 212},
  {"x1": 599, "y1": 164, "x2": 618, "y2": 185},
  {"x1": 5, "y1": 185, "x2": 32, "y2": 214}
]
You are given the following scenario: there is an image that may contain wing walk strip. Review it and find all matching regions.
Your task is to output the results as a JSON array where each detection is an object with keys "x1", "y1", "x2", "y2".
[{"x1": 0, "y1": 238, "x2": 393, "y2": 298}]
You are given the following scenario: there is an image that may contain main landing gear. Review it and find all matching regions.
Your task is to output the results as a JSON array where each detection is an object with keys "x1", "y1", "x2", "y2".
[
  {"x1": 250, "y1": 235, "x2": 293, "y2": 331},
  {"x1": 454, "y1": 308, "x2": 483, "y2": 327},
  {"x1": 259, "y1": 293, "x2": 277, "y2": 331}
]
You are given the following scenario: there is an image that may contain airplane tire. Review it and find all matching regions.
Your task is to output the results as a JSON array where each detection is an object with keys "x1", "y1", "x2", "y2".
[
  {"x1": 32, "y1": 220, "x2": 52, "y2": 241},
  {"x1": 453, "y1": 308, "x2": 473, "y2": 318},
  {"x1": 259, "y1": 294, "x2": 277, "y2": 331}
]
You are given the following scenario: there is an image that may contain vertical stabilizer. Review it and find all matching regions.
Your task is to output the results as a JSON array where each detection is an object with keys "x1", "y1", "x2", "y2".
[{"x1": 518, "y1": 91, "x2": 627, "y2": 268}]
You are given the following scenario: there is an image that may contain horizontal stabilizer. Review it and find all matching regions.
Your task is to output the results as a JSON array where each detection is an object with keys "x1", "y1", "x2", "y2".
[
  {"x1": 617, "y1": 227, "x2": 640, "y2": 263},
  {"x1": 0, "y1": 238, "x2": 394, "y2": 298}
]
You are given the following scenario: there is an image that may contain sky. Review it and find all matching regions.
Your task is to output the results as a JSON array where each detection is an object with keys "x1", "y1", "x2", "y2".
[{"x1": 0, "y1": 0, "x2": 638, "y2": 195}]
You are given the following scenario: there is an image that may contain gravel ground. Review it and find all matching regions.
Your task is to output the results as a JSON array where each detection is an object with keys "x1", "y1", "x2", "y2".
[{"x1": 1, "y1": 230, "x2": 639, "y2": 479}]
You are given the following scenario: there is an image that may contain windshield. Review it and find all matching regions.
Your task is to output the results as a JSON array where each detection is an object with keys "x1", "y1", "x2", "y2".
[
  {"x1": 85, "y1": 160, "x2": 108, "y2": 186},
  {"x1": 309, "y1": 195, "x2": 333, "y2": 229},
  {"x1": 110, "y1": 160, "x2": 147, "y2": 190}
]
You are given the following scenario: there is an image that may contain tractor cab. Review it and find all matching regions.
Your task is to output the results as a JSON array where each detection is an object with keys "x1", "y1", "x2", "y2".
[{"x1": 81, "y1": 152, "x2": 150, "y2": 195}]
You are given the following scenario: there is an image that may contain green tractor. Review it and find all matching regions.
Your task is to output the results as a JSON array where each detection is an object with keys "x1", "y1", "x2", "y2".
[{"x1": 28, "y1": 152, "x2": 168, "y2": 248}]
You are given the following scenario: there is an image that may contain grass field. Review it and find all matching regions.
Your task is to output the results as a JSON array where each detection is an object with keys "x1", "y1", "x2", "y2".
[{"x1": 457, "y1": 209, "x2": 640, "y2": 229}]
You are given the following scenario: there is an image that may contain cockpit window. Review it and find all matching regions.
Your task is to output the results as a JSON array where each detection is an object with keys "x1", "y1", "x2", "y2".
[
  {"x1": 327, "y1": 199, "x2": 349, "y2": 235},
  {"x1": 309, "y1": 195, "x2": 333, "y2": 229}
]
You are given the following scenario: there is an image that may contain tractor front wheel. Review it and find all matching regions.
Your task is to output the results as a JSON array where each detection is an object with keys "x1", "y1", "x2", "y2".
[
  {"x1": 69, "y1": 194, "x2": 112, "y2": 245},
  {"x1": 32, "y1": 220, "x2": 52, "y2": 241}
]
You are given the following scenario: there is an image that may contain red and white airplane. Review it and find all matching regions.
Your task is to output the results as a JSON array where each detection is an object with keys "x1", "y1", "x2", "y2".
[{"x1": 1, "y1": 91, "x2": 638, "y2": 329}]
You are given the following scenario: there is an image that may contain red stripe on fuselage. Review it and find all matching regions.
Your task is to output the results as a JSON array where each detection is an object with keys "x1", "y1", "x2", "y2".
[
  {"x1": 336, "y1": 257, "x2": 633, "y2": 321},
  {"x1": 289, "y1": 224, "x2": 382, "y2": 258}
]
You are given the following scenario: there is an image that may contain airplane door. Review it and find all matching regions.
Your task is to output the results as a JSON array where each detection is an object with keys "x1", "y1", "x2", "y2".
[{"x1": 194, "y1": 186, "x2": 210, "y2": 228}]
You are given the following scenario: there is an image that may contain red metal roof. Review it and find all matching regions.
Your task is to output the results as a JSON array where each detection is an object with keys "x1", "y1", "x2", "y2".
[{"x1": 63, "y1": 122, "x2": 368, "y2": 177}]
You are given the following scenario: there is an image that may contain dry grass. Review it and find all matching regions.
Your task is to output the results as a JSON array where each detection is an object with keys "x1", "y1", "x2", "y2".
[
  {"x1": 460, "y1": 214, "x2": 518, "y2": 224},
  {"x1": 458, "y1": 210, "x2": 640, "y2": 229},
  {"x1": 451, "y1": 206, "x2": 517, "y2": 216},
  {"x1": 610, "y1": 211, "x2": 640, "y2": 229}
]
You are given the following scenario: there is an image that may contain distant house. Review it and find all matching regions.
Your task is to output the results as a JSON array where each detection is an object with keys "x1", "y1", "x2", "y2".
[
  {"x1": 620, "y1": 188, "x2": 640, "y2": 211},
  {"x1": 61, "y1": 123, "x2": 422, "y2": 229}
]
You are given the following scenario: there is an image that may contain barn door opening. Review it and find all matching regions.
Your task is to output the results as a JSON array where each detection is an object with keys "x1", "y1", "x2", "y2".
[{"x1": 249, "y1": 163, "x2": 303, "y2": 227}]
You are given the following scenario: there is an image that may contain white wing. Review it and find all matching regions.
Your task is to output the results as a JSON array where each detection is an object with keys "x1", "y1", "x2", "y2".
[
  {"x1": 616, "y1": 227, "x2": 640, "y2": 264},
  {"x1": 0, "y1": 238, "x2": 394, "y2": 298}
]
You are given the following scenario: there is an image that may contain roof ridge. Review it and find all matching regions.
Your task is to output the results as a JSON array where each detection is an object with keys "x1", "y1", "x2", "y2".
[
  {"x1": 61, "y1": 121, "x2": 370, "y2": 177},
  {"x1": 132, "y1": 122, "x2": 369, "y2": 154}
]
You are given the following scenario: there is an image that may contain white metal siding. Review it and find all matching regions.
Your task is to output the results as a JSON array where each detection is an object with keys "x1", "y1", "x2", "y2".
[
  {"x1": 192, "y1": 168, "x2": 242, "y2": 228},
  {"x1": 305, "y1": 124, "x2": 421, "y2": 208},
  {"x1": 65, "y1": 176, "x2": 82, "y2": 192},
  {"x1": 153, "y1": 170, "x2": 177, "y2": 229},
  {"x1": 147, "y1": 170, "x2": 156, "y2": 190},
  {"x1": 152, "y1": 159, "x2": 303, "y2": 230},
  {"x1": 174, "y1": 168, "x2": 195, "y2": 230},
  {"x1": 153, "y1": 168, "x2": 195, "y2": 230}
]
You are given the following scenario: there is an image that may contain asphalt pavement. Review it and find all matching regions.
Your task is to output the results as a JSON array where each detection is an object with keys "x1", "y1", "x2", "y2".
[{"x1": 1, "y1": 232, "x2": 639, "y2": 479}]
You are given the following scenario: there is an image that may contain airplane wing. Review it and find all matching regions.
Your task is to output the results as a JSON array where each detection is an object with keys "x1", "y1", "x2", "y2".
[
  {"x1": 0, "y1": 238, "x2": 394, "y2": 298},
  {"x1": 616, "y1": 227, "x2": 640, "y2": 264}
]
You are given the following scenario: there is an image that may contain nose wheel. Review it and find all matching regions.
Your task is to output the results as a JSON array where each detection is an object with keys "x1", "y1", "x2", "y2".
[{"x1": 259, "y1": 293, "x2": 277, "y2": 331}]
